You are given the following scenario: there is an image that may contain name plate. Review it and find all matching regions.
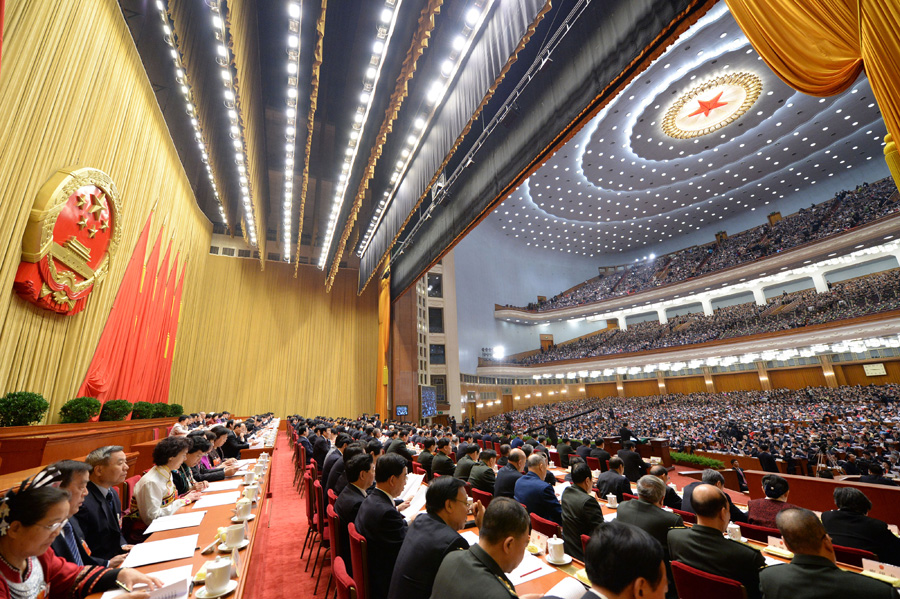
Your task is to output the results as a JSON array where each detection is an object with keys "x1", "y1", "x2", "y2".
[
  {"x1": 530, "y1": 530, "x2": 549, "y2": 554},
  {"x1": 862, "y1": 559, "x2": 900, "y2": 580}
]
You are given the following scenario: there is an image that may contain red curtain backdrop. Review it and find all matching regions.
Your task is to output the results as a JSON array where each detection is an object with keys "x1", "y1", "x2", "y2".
[
  {"x1": 78, "y1": 212, "x2": 153, "y2": 404},
  {"x1": 131, "y1": 241, "x2": 172, "y2": 403},
  {"x1": 152, "y1": 260, "x2": 186, "y2": 405}
]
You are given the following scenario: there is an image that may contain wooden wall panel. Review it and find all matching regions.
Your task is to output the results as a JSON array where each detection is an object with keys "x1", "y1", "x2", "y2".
[
  {"x1": 666, "y1": 376, "x2": 707, "y2": 395},
  {"x1": 586, "y1": 383, "x2": 618, "y2": 398},
  {"x1": 169, "y1": 257, "x2": 378, "y2": 419},
  {"x1": 623, "y1": 379, "x2": 659, "y2": 398},
  {"x1": 768, "y1": 367, "x2": 826, "y2": 390},
  {"x1": 0, "y1": 0, "x2": 212, "y2": 421},
  {"x1": 713, "y1": 372, "x2": 762, "y2": 392},
  {"x1": 836, "y1": 361, "x2": 900, "y2": 386}
]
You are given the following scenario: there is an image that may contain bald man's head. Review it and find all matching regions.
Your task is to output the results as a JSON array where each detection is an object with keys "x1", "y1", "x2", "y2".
[
  {"x1": 508, "y1": 449, "x2": 526, "y2": 470},
  {"x1": 776, "y1": 508, "x2": 829, "y2": 556},
  {"x1": 692, "y1": 483, "x2": 728, "y2": 526}
]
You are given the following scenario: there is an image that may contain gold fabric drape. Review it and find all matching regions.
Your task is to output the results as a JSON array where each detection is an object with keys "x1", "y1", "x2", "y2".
[
  {"x1": 169, "y1": 257, "x2": 378, "y2": 418},
  {"x1": 375, "y1": 271, "x2": 390, "y2": 418},
  {"x1": 726, "y1": 0, "x2": 900, "y2": 187}
]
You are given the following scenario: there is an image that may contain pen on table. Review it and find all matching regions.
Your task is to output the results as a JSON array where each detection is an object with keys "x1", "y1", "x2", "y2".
[
  {"x1": 518, "y1": 567, "x2": 541, "y2": 578},
  {"x1": 115, "y1": 580, "x2": 131, "y2": 593}
]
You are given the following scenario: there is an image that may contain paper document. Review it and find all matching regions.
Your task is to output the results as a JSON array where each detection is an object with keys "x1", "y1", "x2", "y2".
[
  {"x1": 192, "y1": 491, "x2": 241, "y2": 509},
  {"x1": 460, "y1": 531, "x2": 479, "y2": 546},
  {"x1": 400, "y1": 473, "x2": 424, "y2": 502},
  {"x1": 122, "y1": 535, "x2": 199, "y2": 568},
  {"x1": 233, "y1": 459, "x2": 256, "y2": 468},
  {"x1": 400, "y1": 485, "x2": 428, "y2": 521},
  {"x1": 203, "y1": 479, "x2": 243, "y2": 492},
  {"x1": 144, "y1": 511, "x2": 207, "y2": 534},
  {"x1": 100, "y1": 565, "x2": 194, "y2": 599},
  {"x1": 543, "y1": 577, "x2": 590, "y2": 599},
  {"x1": 507, "y1": 553, "x2": 556, "y2": 586}
]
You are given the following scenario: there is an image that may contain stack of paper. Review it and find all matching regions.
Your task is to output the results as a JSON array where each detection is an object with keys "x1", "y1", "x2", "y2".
[
  {"x1": 100, "y1": 565, "x2": 194, "y2": 599},
  {"x1": 400, "y1": 473, "x2": 424, "y2": 502},
  {"x1": 203, "y1": 479, "x2": 243, "y2": 492},
  {"x1": 144, "y1": 511, "x2": 206, "y2": 534},
  {"x1": 400, "y1": 486, "x2": 428, "y2": 521},
  {"x1": 122, "y1": 535, "x2": 199, "y2": 568},
  {"x1": 507, "y1": 553, "x2": 556, "y2": 586},
  {"x1": 192, "y1": 491, "x2": 241, "y2": 509}
]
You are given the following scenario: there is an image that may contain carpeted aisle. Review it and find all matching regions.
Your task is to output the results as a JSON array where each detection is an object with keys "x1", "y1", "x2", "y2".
[{"x1": 244, "y1": 431, "x2": 323, "y2": 599}]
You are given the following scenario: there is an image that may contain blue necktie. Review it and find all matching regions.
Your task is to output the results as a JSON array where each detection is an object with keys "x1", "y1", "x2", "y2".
[
  {"x1": 63, "y1": 522, "x2": 84, "y2": 566},
  {"x1": 106, "y1": 490, "x2": 119, "y2": 525}
]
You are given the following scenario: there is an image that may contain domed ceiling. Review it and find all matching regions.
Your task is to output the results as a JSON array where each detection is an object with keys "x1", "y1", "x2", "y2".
[{"x1": 489, "y1": 4, "x2": 887, "y2": 258}]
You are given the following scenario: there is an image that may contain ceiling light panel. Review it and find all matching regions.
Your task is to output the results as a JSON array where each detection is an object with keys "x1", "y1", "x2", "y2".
[
  {"x1": 317, "y1": 0, "x2": 403, "y2": 270},
  {"x1": 281, "y1": 2, "x2": 302, "y2": 261}
]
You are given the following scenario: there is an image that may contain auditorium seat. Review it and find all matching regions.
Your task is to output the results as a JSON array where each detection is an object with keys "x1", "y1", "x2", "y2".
[
  {"x1": 412, "y1": 461, "x2": 426, "y2": 476},
  {"x1": 323, "y1": 504, "x2": 341, "y2": 596},
  {"x1": 123, "y1": 475, "x2": 141, "y2": 513},
  {"x1": 549, "y1": 452, "x2": 561, "y2": 468},
  {"x1": 530, "y1": 512, "x2": 563, "y2": 539},
  {"x1": 333, "y1": 557, "x2": 357, "y2": 599},
  {"x1": 449, "y1": 451, "x2": 456, "y2": 463},
  {"x1": 347, "y1": 523, "x2": 370, "y2": 599},
  {"x1": 493, "y1": 442, "x2": 502, "y2": 452},
  {"x1": 833, "y1": 543, "x2": 878, "y2": 567},
  {"x1": 301, "y1": 473, "x2": 318, "y2": 563},
  {"x1": 327, "y1": 488, "x2": 338, "y2": 507},
  {"x1": 310, "y1": 480, "x2": 331, "y2": 583},
  {"x1": 622, "y1": 493, "x2": 638, "y2": 501},
  {"x1": 580, "y1": 534, "x2": 590, "y2": 556},
  {"x1": 471, "y1": 487, "x2": 493, "y2": 507},
  {"x1": 586, "y1": 457, "x2": 601, "y2": 471},
  {"x1": 671, "y1": 560, "x2": 747, "y2": 599},
  {"x1": 672, "y1": 508, "x2": 697, "y2": 524},
  {"x1": 738, "y1": 521, "x2": 780, "y2": 543}
]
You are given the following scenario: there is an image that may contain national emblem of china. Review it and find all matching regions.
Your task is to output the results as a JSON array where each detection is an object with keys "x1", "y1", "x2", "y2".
[{"x1": 13, "y1": 167, "x2": 122, "y2": 315}]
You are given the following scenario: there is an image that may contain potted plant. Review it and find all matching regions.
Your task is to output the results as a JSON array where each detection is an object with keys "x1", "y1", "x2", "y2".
[
  {"x1": 669, "y1": 451, "x2": 725, "y2": 469},
  {"x1": 0, "y1": 391, "x2": 50, "y2": 427},
  {"x1": 130, "y1": 401, "x2": 154, "y2": 420},
  {"x1": 151, "y1": 403, "x2": 170, "y2": 418},
  {"x1": 58, "y1": 396, "x2": 101, "y2": 423},
  {"x1": 99, "y1": 399, "x2": 132, "y2": 421},
  {"x1": 168, "y1": 403, "x2": 184, "y2": 417}
]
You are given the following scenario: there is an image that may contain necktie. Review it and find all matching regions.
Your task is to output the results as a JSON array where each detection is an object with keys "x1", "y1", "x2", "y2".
[
  {"x1": 63, "y1": 522, "x2": 84, "y2": 566},
  {"x1": 106, "y1": 491, "x2": 119, "y2": 525}
]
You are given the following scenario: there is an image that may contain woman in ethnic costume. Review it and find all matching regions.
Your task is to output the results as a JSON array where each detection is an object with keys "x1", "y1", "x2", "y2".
[
  {"x1": 0, "y1": 468, "x2": 161, "y2": 599},
  {"x1": 123, "y1": 437, "x2": 201, "y2": 543}
]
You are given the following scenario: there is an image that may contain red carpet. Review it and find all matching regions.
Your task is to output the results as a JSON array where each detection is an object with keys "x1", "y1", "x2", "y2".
[{"x1": 245, "y1": 431, "x2": 324, "y2": 598}]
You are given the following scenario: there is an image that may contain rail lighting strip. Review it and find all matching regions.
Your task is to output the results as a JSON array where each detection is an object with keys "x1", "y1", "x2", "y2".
[{"x1": 282, "y1": 1, "x2": 302, "y2": 260}]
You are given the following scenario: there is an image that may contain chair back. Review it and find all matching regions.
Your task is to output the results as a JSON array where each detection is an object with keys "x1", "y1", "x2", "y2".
[
  {"x1": 549, "y1": 452, "x2": 561, "y2": 468},
  {"x1": 303, "y1": 474, "x2": 316, "y2": 526},
  {"x1": 530, "y1": 512, "x2": 563, "y2": 538},
  {"x1": 833, "y1": 543, "x2": 877, "y2": 567},
  {"x1": 327, "y1": 488, "x2": 339, "y2": 506},
  {"x1": 449, "y1": 451, "x2": 456, "y2": 463},
  {"x1": 347, "y1": 523, "x2": 369, "y2": 599},
  {"x1": 124, "y1": 475, "x2": 141, "y2": 511},
  {"x1": 580, "y1": 533, "x2": 591, "y2": 555},
  {"x1": 671, "y1": 560, "x2": 747, "y2": 599},
  {"x1": 326, "y1": 505, "x2": 341, "y2": 566},
  {"x1": 671, "y1": 508, "x2": 696, "y2": 524},
  {"x1": 477, "y1": 439, "x2": 484, "y2": 449},
  {"x1": 586, "y1": 457, "x2": 601, "y2": 471},
  {"x1": 333, "y1": 557, "x2": 357, "y2": 599},
  {"x1": 313, "y1": 480, "x2": 327, "y2": 535},
  {"x1": 471, "y1": 487, "x2": 493, "y2": 507},
  {"x1": 737, "y1": 521, "x2": 779, "y2": 543},
  {"x1": 412, "y1": 461, "x2": 426, "y2": 476},
  {"x1": 464, "y1": 481, "x2": 474, "y2": 498},
  {"x1": 493, "y1": 442, "x2": 502, "y2": 452},
  {"x1": 622, "y1": 493, "x2": 638, "y2": 501}
]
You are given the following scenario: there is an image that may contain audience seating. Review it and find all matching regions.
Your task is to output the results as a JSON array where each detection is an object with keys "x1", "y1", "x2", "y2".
[
  {"x1": 323, "y1": 504, "x2": 341, "y2": 596},
  {"x1": 327, "y1": 488, "x2": 338, "y2": 506},
  {"x1": 672, "y1": 508, "x2": 697, "y2": 524},
  {"x1": 333, "y1": 557, "x2": 357, "y2": 599},
  {"x1": 471, "y1": 487, "x2": 493, "y2": 507},
  {"x1": 123, "y1": 475, "x2": 141, "y2": 513},
  {"x1": 530, "y1": 513, "x2": 563, "y2": 539},
  {"x1": 301, "y1": 473, "x2": 318, "y2": 563},
  {"x1": 738, "y1": 521, "x2": 780, "y2": 543},
  {"x1": 310, "y1": 480, "x2": 331, "y2": 583},
  {"x1": 493, "y1": 442, "x2": 502, "y2": 452},
  {"x1": 671, "y1": 560, "x2": 748, "y2": 599},
  {"x1": 622, "y1": 493, "x2": 637, "y2": 501},
  {"x1": 411, "y1": 461, "x2": 426, "y2": 476},
  {"x1": 833, "y1": 544, "x2": 878, "y2": 568},
  {"x1": 586, "y1": 457, "x2": 601, "y2": 471},
  {"x1": 580, "y1": 534, "x2": 590, "y2": 556},
  {"x1": 347, "y1": 523, "x2": 369, "y2": 599},
  {"x1": 548, "y1": 452, "x2": 561, "y2": 468},
  {"x1": 449, "y1": 452, "x2": 456, "y2": 463}
]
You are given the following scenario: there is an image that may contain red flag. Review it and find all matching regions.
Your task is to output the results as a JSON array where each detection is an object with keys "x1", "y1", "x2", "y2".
[
  {"x1": 131, "y1": 241, "x2": 172, "y2": 404},
  {"x1": 110, "y1": 227, "x2": 164, "y2": 401},
  {"x1": 153, "y1": 259, "x2": 186, "y2": 405},
  {"x1": 137, "y1": 250, "x2": 178, "y2": 404},
  {"x1": 78, "y1": 212, "x2": 153, "y2": 405}
]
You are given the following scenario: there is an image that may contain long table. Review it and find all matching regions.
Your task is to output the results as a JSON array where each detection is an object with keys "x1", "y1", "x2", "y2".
[{"x1": 86, "y1": 439, "x2": 276, "y2": 599}]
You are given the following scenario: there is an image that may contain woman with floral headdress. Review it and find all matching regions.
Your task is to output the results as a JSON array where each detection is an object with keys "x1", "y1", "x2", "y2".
[{"x1": 0, "y1": 468, "x2": 162, "y2": 599}]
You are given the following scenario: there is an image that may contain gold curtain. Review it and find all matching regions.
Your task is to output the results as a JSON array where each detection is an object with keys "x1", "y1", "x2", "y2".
[
  {"x1": 375, "y1": 271, "x2": 390, "y2": 417},
  {"x1": 725, "y1": 0, "x2": 900, "y2": 187},
  {"x1": 169, "y1": 257, "x2": 378, "y2": 418},
  {"x1": 0, "y1": 0, "x2": 212, "y2": 422}
]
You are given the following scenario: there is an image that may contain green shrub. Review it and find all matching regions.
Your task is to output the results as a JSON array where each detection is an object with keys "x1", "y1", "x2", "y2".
[
  {"x1": 167, "y1": 404, "x2": 184, "y2": 417},
  {"x1": 131, "y1": 401, "x2": 154, "y2": 420},
  {"x1": 0, "y1": 392, "x2": 50, "y2": 427},
  {"x1": 99, "y1": 399, "x2": 132, "y2": 421},
  {"x1": 58, "y1": 397, "x2": 101, "y2": 423},
  {"x1": 669, "y1": 451, "x2": 725, "y2": 469},
  {"x1": 151, "y1": 403, "x2": 170, "y2": 418}
]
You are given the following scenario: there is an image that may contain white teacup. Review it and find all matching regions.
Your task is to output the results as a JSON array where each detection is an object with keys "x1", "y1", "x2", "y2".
[
  {"x1": 224, "y1": 523, "x2": 245, "y2": 549},
  {"x1": 260, "y1": 452, "x2": 269, "y2": 462},
  {"x1": 606, "y1": 493, "x2": 618, "y2": 508},
  {"x1": 243, "y1": 471, "x2": 256, "y2": 485},
  {"x1": 548, "y1": 536, "x2": 565, "y2": 562},
  {"x1": 243, "y1": 484, "x2": 260, "y2": 502},
  {"x1": 727, "y1": 522, "x2": 741, "y2": 541},
  {"x1": 254, "y1": 463, "x2": 265, "y2": 476},
  {"x1": 205, "y1": 558, "x2": 232, "y2": 594},
  {"x1": 233, "y1": 499, "x2": 252, "y2": 520}
]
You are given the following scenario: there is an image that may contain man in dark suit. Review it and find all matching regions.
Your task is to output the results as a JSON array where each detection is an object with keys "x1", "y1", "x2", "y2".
[
  {"x1": 429, "y1": 499, "x2": 530, "y2": 599},
  {"x1": 328, "y1": 443, "x2": 364, "y2": 498},
  {"x1": 731, "y1": 459, "x2": 750, "y2": 492},
  {"x1": 514, "y1": 453, "x2": 561, "y2": 524},
  {"x1": 760, "y1": 508, "x2": 895, "y2": 599},
  {"x1": 457, "y1": 434, "x2": 471, "y2": 462},
  {"x1": 321, "y1": 433, "x2": 350, "y2": 491},
  {"x1": 649, "y1": 465, "x2": 682, "y2": 510},
  {"x1": 52, "y1": 460, "x2": 123, "y2": 567},
  {"x1": 859, "y1": 463, "x2": 898, "y2": 486},
  {"x1": 297, "y1": 426, "x2": 314, "y2": 465},
  {"x1": 432, "y1": 438, "x2": 456, "y2": 477},
  {"x1": 556, "y1": 438, "x2": 576, "y2": 468},
  {"x1": 617, "y1": 441, "x2": 650, "y2": 482},
  {"x1": 561, "y1": 463, "x2": 605, "y2": 561},
  {"x1": 595, "y1": 456, "x2": 631, "y2": 503},
  {"x1": 618, "y1": 475, "x2": 683, "y2": 559},
  {"x1": 821, "y1": 487, "x2": 900, "y2": 565},
  {"x1": 311, "y1": 425, "x2": 331, "y2": 468},
  {"x1": 387, "y1": 429, "x2": 414, "y2": 469},
  {"x1": 757, "y1": 443, "x2": 779, "y2": 473},
  {"x1": 334, "y1": 454, "x2": 375, "y2": 575},
  {"x1": 575, "y1": 440, "x2": 592, "y2": 460},
  {"x1": 468, "y1": 449, "x2": 498, "y2": 495},
  {"x1": 354, "y1": 453, "x2": 410, "y2": 599},
  {"x1": 454, "y1": 445, "x2": 480, "y2": 482},
  {"x1": 388, "y1": 476, "x2": 485, "y2": 599},
  {"x1": 619, "y1": 422, "x2": 637, "y2": 444},
  {"x1": 221, "y1": 421, "x2": 250, "y2": 460},
  {"x1": 590, "y1": 438, "x2": 611, "y2": 472},
  {"x1": 417, "y1": 437, "x2": 435, "y2": 479},
  {"x1": 494, "y1": 449, "x2": 525, "y2": 498},
  {"x1": 668, "y1": 484, "x2": 766, "y2": 599},
  {"x1": 74, "y1": 446, "x2": 131, "y2": 562},
  {"x1": 681, "y1": 469, "x2": 748, "y2": 523}
]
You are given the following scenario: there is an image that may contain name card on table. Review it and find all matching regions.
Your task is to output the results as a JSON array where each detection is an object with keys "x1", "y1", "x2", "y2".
[
  {"x1": 530, "y1": 530, "x2": 549, "y2": 554},
  {"x1": 861, "y1": 559, "x2": 900, "y2": 587},
  {"x1": 764, "y1": 536, "x2": 793, "y2": 559}
]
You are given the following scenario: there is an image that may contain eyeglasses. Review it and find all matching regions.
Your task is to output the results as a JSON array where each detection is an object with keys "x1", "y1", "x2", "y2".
[{"x1": 41, "y1": 518, "x2": 68, "y2": 533}]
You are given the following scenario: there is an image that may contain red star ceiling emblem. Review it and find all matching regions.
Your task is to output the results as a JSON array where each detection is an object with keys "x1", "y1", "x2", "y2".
[{"x1": 687, "y1": 91, "x2": 728, "y2": 118}]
